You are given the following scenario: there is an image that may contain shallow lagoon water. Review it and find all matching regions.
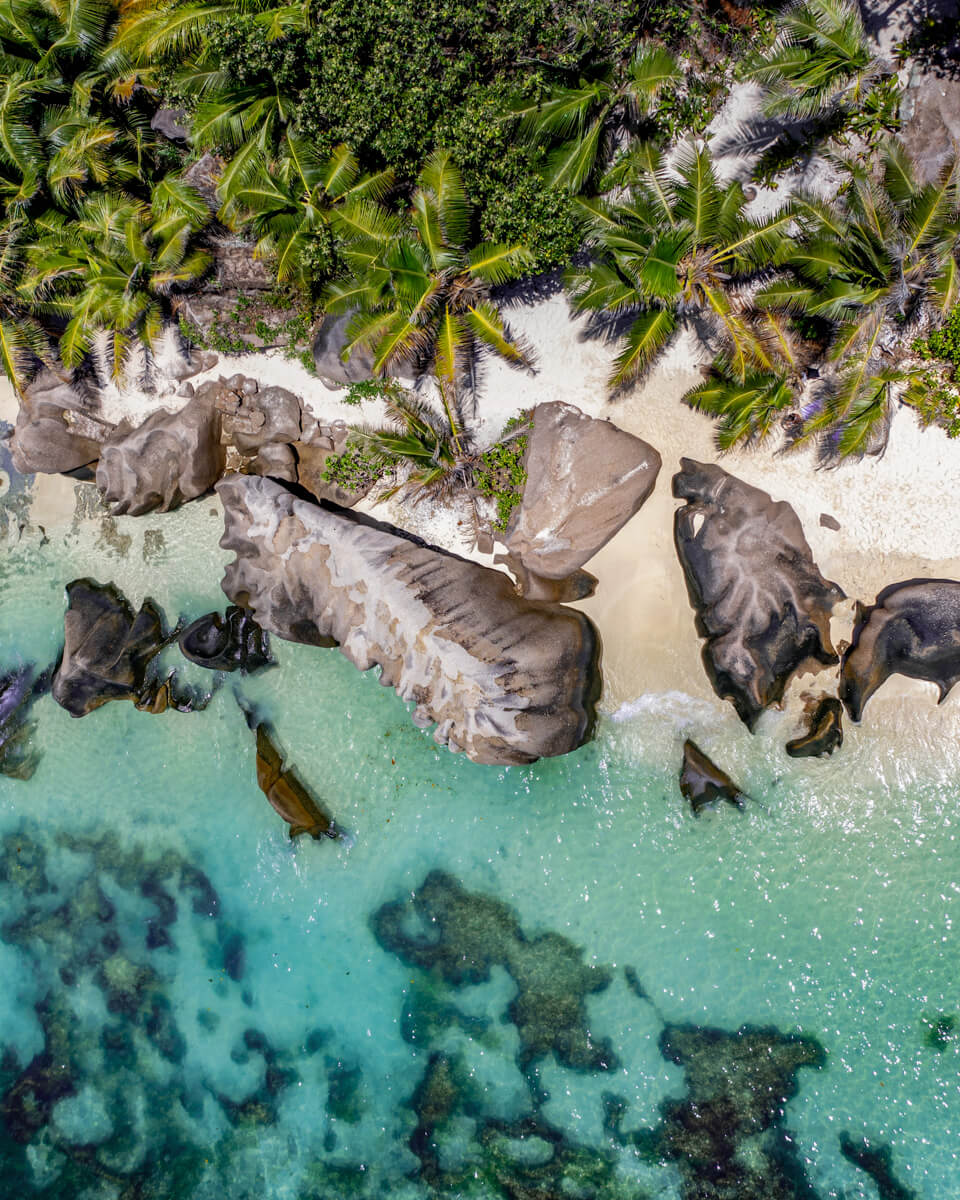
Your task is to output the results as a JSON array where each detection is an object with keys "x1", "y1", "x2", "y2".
[{"x1": 0, "y1": 481, "x2": 958, "y2": 1199}]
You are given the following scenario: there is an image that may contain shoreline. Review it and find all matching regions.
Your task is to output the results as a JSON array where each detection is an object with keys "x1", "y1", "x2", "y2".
[{"x1": 5, "y1": 293, "x2": 960, "y2": 747}]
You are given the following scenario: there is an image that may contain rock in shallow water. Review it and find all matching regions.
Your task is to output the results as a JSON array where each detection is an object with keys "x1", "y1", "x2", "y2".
[
  {"x1": 178, "y1": 607, "x2": 272, "y2": 674},
  {"x1": 253, "y1": 722, "x2": 336, "y2": 841},
  {"x1": 785, "y1": 695, "x2": 843, "y2": 758},
  {"x1": 217, "y1": 474, "x2": 601, "y2": 765},
  {"x1": 679, "y1": 739, "x2": 745, "y2": 814},
  {"x1": 841, "y1": 579, "x2": 960, "y2": 722},
  {"x1": 673, "y1": 459, "x2": 844, "y2": 730},
  {"x1": 52, "y1": 579, "x2": 171, "y2": 717},
  {"x1": 10, "y1": 369, "x2": 112, "y2": 475},
  {"x1": 502, "y1": 401, "x2": 661, "y2": 601}
]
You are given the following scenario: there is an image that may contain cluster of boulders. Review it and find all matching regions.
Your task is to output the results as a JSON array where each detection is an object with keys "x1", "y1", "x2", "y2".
[{"x1": 9, "y1": 348, "x2": 960, "y2": 780}]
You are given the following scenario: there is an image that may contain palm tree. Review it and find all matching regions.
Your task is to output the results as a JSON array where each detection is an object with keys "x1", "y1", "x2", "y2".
[
  {"x1": 756, "y1": 140, "x2": 960, "y2": 456},
  {"x1": 324, "y1": 150, "x2": 533, "y2": 394},
  {"x1": 683, "y1": 357, "x2": 799, "y2": 450},
  {"x1": 509, "y1": 42, "x2": 682, "y2": 193},
  {"x1": 566, "y1": 142, "x2": 797, "y2": 388},
  {"x1": 345, "y1": 381, "x2": 476, "y2": 504},
  {"x1": 745, "y1": 0, "x2": 890, "y2": 123},
  {"x1": 0, "y1": 225, "x2": 51, "y2": 392},
  {"x1": 217, "y1": 135, "x2": 393, "y2": 288},
  {"x1": 22, "y1": 179, "x2": 211, "y2": 373}
]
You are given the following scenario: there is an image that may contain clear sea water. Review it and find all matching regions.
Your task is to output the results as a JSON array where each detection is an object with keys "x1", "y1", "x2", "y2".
[{"x1": 0, "y1": 470, "x2": 958, "y2": 1200}]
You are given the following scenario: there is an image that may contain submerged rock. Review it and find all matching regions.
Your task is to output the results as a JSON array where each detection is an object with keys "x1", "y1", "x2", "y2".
[
  {"x1": 253, "y1": 721, "x2": 336, "y2": 841},
  {"x1": 785, "y1": 695, "x2": 843, "y2": 758},
  {"x1": 96, "y1": 392, "x2": 225, "y2": 516},
  {"x1": 373, "y1": 870, "x2": 615, "y2": 1071},
  {"x1": 673, "y1": 459, "x2": 844, "y2": 730},
  {"x1": 178, "y1": 606, "x2": 272, "y2": 674},
  {"x1": 841, "y1": 579, "x2": 960, "y2": 722},
  {"x1": 678, "y1": 739, "x2": 745, "y2": 815},
  {"x1": 839, "y1": 1132, "x2": 916, "y2": 1200},
  {"x1": 52, "y1": 579, "x2": 171, "y2": 717},
  {"x1": 502, "y1": 401, "x2": 661, "y2": 601},
  {"x1": 217, "y1": 473, "x2": 601, "y2": 766},
  {"x1": 10, "y1": 369, "x2": 113, "y2": 475},
  {"x1": 0, "y1": 665, "x2": 49, "y2": 780}
]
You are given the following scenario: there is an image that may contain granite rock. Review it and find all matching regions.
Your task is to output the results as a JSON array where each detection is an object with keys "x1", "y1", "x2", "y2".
[
  {"x1": 679, "y1": 739, "x2": 745, "y2": 814},
  {"x1": 785, "y1": 695, "x2": 843, "y2": 757},
  {"x1": 673, "y1": 459, "x2": 844, "y2": 730},
  {"x1": 503, "y1": 402, "x2": 661, "y2": 600},
  {"x1": 841, "y1": 579, "x2": 960, "y2": 721},
  {"x1": 217, "y1": 474, "x2": 601, "y2": 765},
  {"x1": 10, "y1": 370, "x2": 113, "y2": 475},
  {"x1": 96, "y1": 393, "x2": 225, "y2": 516},
  {"x1": 312, "y1": 311, "x2": 376, "y2": 391}
]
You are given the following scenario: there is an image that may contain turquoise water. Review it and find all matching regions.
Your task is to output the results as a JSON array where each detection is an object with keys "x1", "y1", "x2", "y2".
[{"x1": 1, "y1": 477, "x2": 958, "y2": 1199}]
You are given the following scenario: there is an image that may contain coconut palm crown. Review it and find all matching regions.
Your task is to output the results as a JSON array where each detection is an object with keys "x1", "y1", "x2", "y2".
[
  {"x1": 217, "y1": 135, "x2": 394, "y2": 288},
  {"x1": 756, "y1": 140, "x2": 960, "y2": 456},
  {"x1": 509, "y1": 42, "x2": 681, "y2": 194},
  {"x1": 323, "y1": 150, "x2": 533, "y2": 393},
  {"x1": 745, "y1": 0, "x2": 889, "y2": 121},
  {"x1": 567, "y1": 142, "x2": 798, "y2": 388}
]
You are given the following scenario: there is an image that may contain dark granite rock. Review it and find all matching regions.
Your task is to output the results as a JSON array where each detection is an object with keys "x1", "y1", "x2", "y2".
[
  {"x1": 679, "y1": 739, "x2": 746, "y2": 814},
  {"x1": 819, "y1": 512, "x2": 840, "y2": 531},
  {"x1": 841, "y1": 579, "x2": 960, "y2": 721},
  {"x1": 52, "y1": 579, "x2": 171, "y2": 717},
  {"x1": 502, "y1": 401, "x2": 661, "y2": 600},
  {"x1": 178, "y1": 606, "x2": 272, "y2": 674},
  {"x1": 252, "y1": 722, "x2": 337, "y2": 841},
  {"x1": 150, "y1": 106, "x2": 189, "y2": 141},
  {"x1": 785, "y1": 696, "x2": 843, "y2": 758},
  {"x1": 96, "y1": 392, "x2": 225, "y2": 515},
  {"x1": 312, "y1": 311, "x2": 376, "y2": 390},
  {"x1": 217, "y1": 473, "x2": 601, "y2": 766},
  {"x1": 0, "y1": 665, "x2": 49, "y2": 780},
  {"x1": 10, "y1": 369, "x2": 113, "y2": 475},
  {"x1": 673, "y1": 459, "x2": 844, "y2": 730}
]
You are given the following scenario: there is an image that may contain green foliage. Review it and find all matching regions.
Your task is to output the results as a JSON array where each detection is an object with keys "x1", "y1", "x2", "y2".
[
  {"x1": 683, "y1": 358, "x2": 796, "y2": 449},
  {"x1": 567, "y1": 141, "x2": 799, "y2": 387},
  {"x1": 474, "y1": 413, "x2": 530, "y2": 531},
  {"x1": 914, "y1": 304, "x2": 960, "y2": 374},
  {"x1": 905, "y1": 306, "x2": 960, "y2": 437},
  {"x1": 178, "y1": 292, "x2": 318, "y2": 365},
  {"x1": 341, "y1": 378, "x2": 402, "y2": 406},
  {"x1": 321, "y1": 442, "x2": 386, "y2": 493}
]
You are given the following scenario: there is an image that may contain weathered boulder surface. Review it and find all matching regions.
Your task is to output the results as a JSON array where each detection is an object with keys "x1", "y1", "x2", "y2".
[
  {"x1": 679, "y1": 739, "x2": 745, "y2": 815},
  {"x1": 217, "y1": 474, "x2": 601, "y2": 765},
  {"x1": 52, "y1": 580, "x2": 171, "y2": 717},
  {"x1": 841, "y1": 579, "x2": 960, "y2": 721},
  {"x1": 900, "y1": 63, "x2": 960, "y2": 184},
  {"x1": 312, "y1": 311, "x2": 376, "y2": 391},
  {"x1": 253, "y1": 723, "x2": 336, "y2": 841},
  {"x1": 178, "y1": 606, "x2": 272, "y2": 674},
  {"x1": 96, "y1": 392, "x2": 225, "y2": 516},
  {"x1": 673, "y1": 459, "x2": 844, "y2": 730},
  {"x1": 294, "y1": 431, "x2": 373, "y2": 508},
  {"x1": 785, "y1": 695, "x2": 843, "y2": 758},
  {"x1": 202, "y1": 374, "x2": 303, "y2": 453},
  {"x1": 503, "y1": 402, "x2": 661, "y2": 601},
  {"x1": 10, "y1": 370, "x2": 113, "y2": 475}
]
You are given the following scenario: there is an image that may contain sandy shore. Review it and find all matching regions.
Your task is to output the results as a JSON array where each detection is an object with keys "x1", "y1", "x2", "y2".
[{"x1": 5, "y1": 294, "x2": 960, "y2": 743}]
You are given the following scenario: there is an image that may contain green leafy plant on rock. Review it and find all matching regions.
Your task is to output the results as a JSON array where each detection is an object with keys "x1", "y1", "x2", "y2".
[{"x1": 474, "y1": 412, "x2": 530, "y2": 531}]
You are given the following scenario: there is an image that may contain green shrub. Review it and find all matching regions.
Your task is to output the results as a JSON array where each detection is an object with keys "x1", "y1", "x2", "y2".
[
  {"x1": 321, "y1": 443, "x2": 387, "y2": 493},
  {"x1": 474, "y1": 412, "x2": 530, "y2": 531}
]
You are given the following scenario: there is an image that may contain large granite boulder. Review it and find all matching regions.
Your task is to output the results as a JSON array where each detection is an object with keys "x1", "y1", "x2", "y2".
[
  {"x1": 201, "y1": 375, "x2": 304, "y2": 453},
  {"x1": 900, "y1": 63, "x2": 960, "y2": 184},
  {"x1": 96, "y1": 392, "x2": 225, "y2": 516},
  {"x1": 217, "y1": 474, "x2": 601, "y2": 765},
  {"x1": 503, "y1": 402, "x2": 661, "y2": 601},
  {"x1": 52, "y1": 580, "x2": 171, "y2": 717},
  {"x1": 678, "y1": 739, "x2": 745, "y2": 815},
  {"x1": 841, "y1": 579, "x2": 960, "y2": 721},
  {"x1": 178, "y1": 606, "x2": 272, "y2": 674},
  {"x1": 10, "y1": 370, "x2": 114, "y2": 475},
  {"x1": 312, "y1": 312, "x2": 376, "y2": 391},
  {"x1": 673, "y1": 459, "x2": 844, "y2": 730}
]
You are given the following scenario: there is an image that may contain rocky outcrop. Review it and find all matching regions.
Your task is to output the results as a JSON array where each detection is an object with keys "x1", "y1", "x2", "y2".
[
  {"x1": 178, "y1": 606, "x2": 272, "y2": 674},
  {"x1": 841, "y1": 579, "x2": 960, "y2": 721},
  {"x1": 96, "y1": 392, "x2": 225, "y2": 516},
  {"x1": 52, "y1": 580, "x2": 172, "y2": 717},
  {"x1": 312, "y1": 311, "x2": 376, "y2": 390},
  {"x1": 253, "y1": 723, "x2": 336, "y2": 841},
  {"x1": 900, "y1": 61, "x2": 960, "y2": 184},
  {"x1": 294, "y1": 430, "x2": 373, "y2": 508},
  {"x1": 785, "y1": 695, "x2": 843, "y2": 758},
  {"x1": 203, "y1": 375, "x2": 303, "y2": 453},
  {"x1": 502, "y1": 402, "x2": 661, "y2": 601},
  {"x1": 678, "y1": 740, "x2": 745, "y2": 814},
  {"x1": 10, "y1": 370, "x2": 114, "y2": 475},
  {"x1": 217, "y1": 474, "x2": 601, "y2": 765},
  {"x1": 0, "y1": 666, "x2": 49, "y2": 780},
  {"x1": 673, "y1": 459, "x2": 844, "y2": 730}
]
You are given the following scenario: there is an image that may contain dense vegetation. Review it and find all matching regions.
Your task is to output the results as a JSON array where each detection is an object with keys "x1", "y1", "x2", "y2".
[{"x1": 0, "y1": 0, "x2": 958, "y2": 463}]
